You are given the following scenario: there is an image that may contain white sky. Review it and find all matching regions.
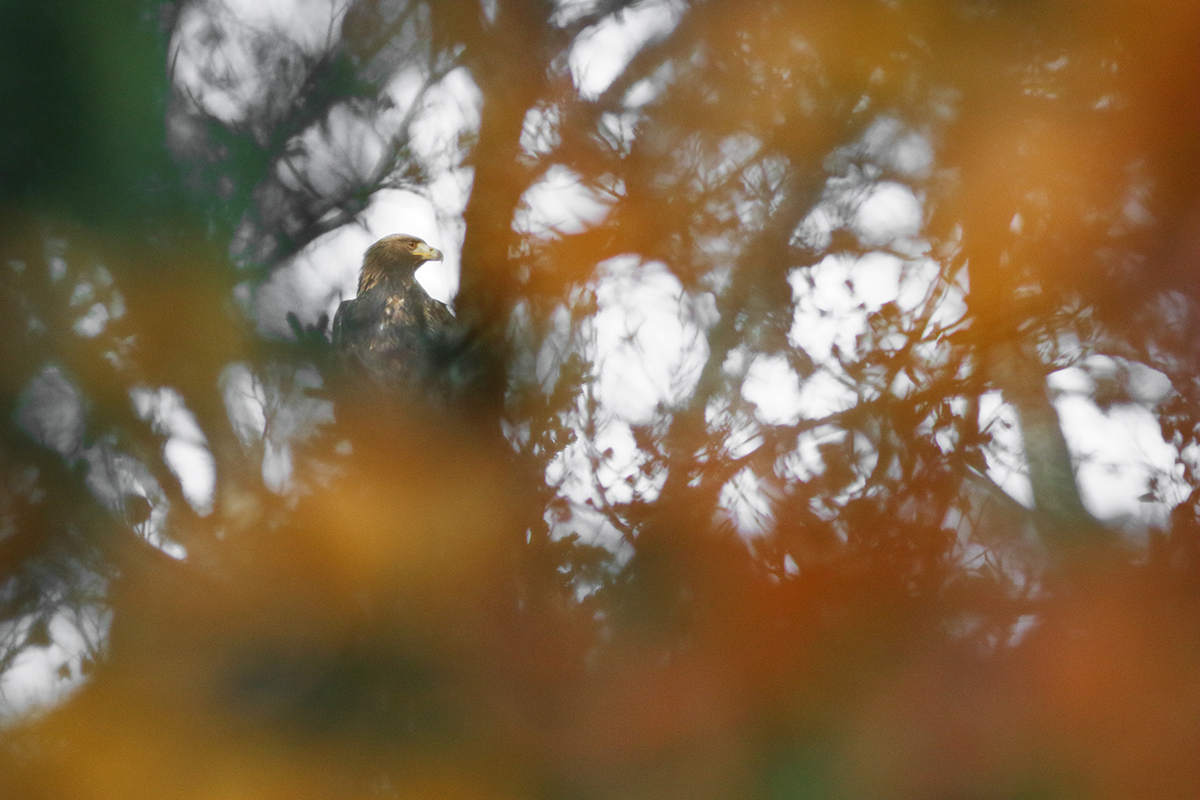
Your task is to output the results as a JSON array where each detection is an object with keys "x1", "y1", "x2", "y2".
[{"x1": 568, "y1": 0, "x2": 685, "y2": 100}]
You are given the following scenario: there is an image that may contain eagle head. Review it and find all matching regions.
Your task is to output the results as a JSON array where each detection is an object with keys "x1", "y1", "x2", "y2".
[{"x1": 358, "y1": 234, "x2": 443, "y2": 293}]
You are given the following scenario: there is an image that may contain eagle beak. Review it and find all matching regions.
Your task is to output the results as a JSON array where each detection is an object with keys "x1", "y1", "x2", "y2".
[{"x1": 413, "y1": 242, "x2": 443, "y2": 262}]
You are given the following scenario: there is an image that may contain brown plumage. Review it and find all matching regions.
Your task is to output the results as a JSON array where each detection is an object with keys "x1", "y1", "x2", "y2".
[{"x1": 332, "y1": 234, "x2": 460, "y2": 396}]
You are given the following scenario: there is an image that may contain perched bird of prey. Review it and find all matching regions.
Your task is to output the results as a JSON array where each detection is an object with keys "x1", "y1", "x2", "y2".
[{"x1": 332, "y1": 234, "x2": 460, "y2": 398}]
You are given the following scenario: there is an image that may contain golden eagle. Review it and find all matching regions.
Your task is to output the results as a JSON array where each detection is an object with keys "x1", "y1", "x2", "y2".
[{"x1": 332, "y1": 234, "x2": 460, "y2": 397}]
